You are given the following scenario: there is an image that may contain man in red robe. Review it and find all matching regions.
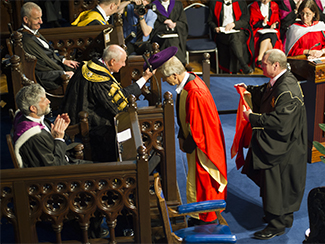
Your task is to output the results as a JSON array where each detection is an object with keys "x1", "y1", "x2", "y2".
[{"x1": 144, "y1": 47, "x2": 227, "y2": 224}]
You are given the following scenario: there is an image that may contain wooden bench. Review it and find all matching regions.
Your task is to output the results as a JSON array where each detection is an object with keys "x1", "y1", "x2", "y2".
[{"x1": 0, "y1": 100, "x2": 151, "y2": 244}]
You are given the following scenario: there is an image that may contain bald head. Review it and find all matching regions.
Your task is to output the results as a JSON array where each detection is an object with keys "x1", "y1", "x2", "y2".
[{"x1": 102, "y1": 45, "x2": 127, "y2": 73}]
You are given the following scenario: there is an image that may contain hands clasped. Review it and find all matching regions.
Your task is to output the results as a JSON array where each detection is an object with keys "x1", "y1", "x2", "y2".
[{"x1": 51, "y1": 113, "x2": 71, "y2": 139}]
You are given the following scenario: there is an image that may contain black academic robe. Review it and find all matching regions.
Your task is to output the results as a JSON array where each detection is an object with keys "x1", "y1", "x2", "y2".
[
  {"x1": 15, "y1": 115, "x2": 90, "y2": 168},
  {"x1": 21, "y1": 28, "x2": 71, "y2": 90},
  {"x1": 245, "y1": 71, "x2": 307, "y2": 216},
  {"x1": 60, "y1": 58, "x2": 141, "y2": 161},
  {"x1": 207, "y1": 0, "x2": 254, "y2": 73},
  {"x1": 151, "y1": 0, "x2": 188, "y2": 64}
]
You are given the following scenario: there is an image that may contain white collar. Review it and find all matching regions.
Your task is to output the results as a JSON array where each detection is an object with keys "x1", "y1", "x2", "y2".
[
  {"x1": 270, "y1": 69, "x2": 287, "y2": 86},
  {"x1": 23, "y1": 24, "x2": 39, "y2": 35},
  {"x1": 175, "y1": 72, "x2": 189, "y2": 94},
  {"x1": 26, "y1": 115, "x2": 44, "y2": 124},
  {"x1": 97, "y1": 5, "x2": 110, "y2": 22}
]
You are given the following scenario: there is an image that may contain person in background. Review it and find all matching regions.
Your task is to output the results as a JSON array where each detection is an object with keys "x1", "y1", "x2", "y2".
[
  {"x1": 237, "y1": 49, "x2": 307, "y2": 240},
  {"x1": 249, "y1": 0, "x2": 283, "y2": 68},
  {"x1": 20, "y1": 2, "x2": 79, "y2": 90},
  {"x1": 121, "y1": 0, "x2": 157, "y2": 55},
  {"x1": 207, "y1": 0, "x2": 254, "y2": 74},
  {"x1": 151, "y1": 0, "x2": 192, "y2": 71},
  {"x1": 279, "y1": 0, "x2": 303, "y2": 41},
  {"x1": 285, "y1": 0, "x2": 325, "y2": 57},
  {"x1": 60, "y1": 45, "x2": 154, "y2": 162},
  {"x1": 146, "y1": 46, "x2": 227, "y2": 226},
  {"x1": 71, "y1": 0, "x2": 121, "y2": 26}
]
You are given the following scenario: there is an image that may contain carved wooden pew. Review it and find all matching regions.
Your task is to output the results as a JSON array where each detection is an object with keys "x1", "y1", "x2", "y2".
[
  {"x1": 39, "y1": 14, "x2": 125, "y2": 61},
  {"x1": 116, "y1": 94, "x2": 185, "y2": 239},
  {"x1": 0, "y1": 101, "x2": 152, "y2": 244}
]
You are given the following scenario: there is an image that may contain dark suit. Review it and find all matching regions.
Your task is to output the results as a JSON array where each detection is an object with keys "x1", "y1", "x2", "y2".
[
  {"x1": 21, "y1": 28, "x2": 73, "y2": 90},
  {"x1": 207, "y1": 0, "x2": 254, "y2": 73}
]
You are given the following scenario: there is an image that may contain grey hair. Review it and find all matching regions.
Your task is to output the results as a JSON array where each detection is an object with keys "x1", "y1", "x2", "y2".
[
  {"x1": 16, "y1": 84, "x2": 45, "y2": 116},
  {"x1": 158, "y1": 56, "x2": 186, "y2": 77},
  {"x1": 99, "y1": 0, "x2": 120, "y2": 5},
  {"x1": 102, "y1": 44, "x2": 126, "y2": 62},
  {"x1": 264, "y1": 49, "x2": 287, "y2": 70},
  {"x1": 21, "y1": 2, "x2": 42, "y2": 21}
]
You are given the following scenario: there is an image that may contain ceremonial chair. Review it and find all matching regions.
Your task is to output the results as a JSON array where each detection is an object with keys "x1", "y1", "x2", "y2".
[
  {"x1": 184, "y1": 3, "x2": 219, "y2": 74},
  {"x1": 6, "y1": 110, "x2": 91, "y2": 168},
  {"x1": 154, "y1": 173, "x2": 237, "y2": 243}
]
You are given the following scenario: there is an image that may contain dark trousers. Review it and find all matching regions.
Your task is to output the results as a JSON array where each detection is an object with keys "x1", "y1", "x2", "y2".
[
  {"x1": 216, "y1": 30, "x2": 248, "y2": 72},
  {"x1": 265, "y1": 211, "x2": 293, "y2": 231}
]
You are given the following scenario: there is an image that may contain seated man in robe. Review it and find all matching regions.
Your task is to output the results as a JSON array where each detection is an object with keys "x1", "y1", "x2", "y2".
[
  {"x1": 207, "y1": 0, "x2": 254, "y2": 74},
  {"x1": 60, "y1": 44, "x2": 154, "y2": 162},
  {"x1": 13, "y1": 83, "x2": 109, "y2": 238},
  {"x1": 120, "y1": 0, "x2": 157, "y2": 55},
  {"x1": 20, "y1": 2, "x2": 79, "y2": 90},
  {"x1": 151, "y1": 0, "x2": 192, "y2": 71},
  {"x1": 13, "y1": 84, "x2": 93, "y2": 168},
  {"x1": 71, "y1": 0, "x2": 121, "y2": 26}
]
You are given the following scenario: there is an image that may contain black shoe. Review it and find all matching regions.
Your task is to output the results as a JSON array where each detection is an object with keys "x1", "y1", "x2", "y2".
[
  {"x1": 242, "y1": 66, "x2": 253, "y2": 75},
  {"x1": 256, "y1": 60, "x2": 262, "y2": 69},
  {"x1": 254, "y1": 227, "x2": 285, "y2": 240}
]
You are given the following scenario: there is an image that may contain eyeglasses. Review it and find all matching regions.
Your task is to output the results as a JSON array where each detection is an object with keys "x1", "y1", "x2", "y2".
[{"x1": 300, "y1": 12, "x2": 314, "y2": 17}]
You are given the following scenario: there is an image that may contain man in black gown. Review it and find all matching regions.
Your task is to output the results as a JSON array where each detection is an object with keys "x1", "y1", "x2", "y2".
[
  {"x1": 238, "y1": 49, "x2": 307, "y2": 240},
  {"x1": 61, "y1": 44, "x2": 153, "y2": 162},
  {"x1": 20, "y1": 2, "x2": 79, "y2": 90}
]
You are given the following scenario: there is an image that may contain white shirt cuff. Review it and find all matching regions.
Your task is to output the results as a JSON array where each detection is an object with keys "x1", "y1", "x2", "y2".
[
  {"x1": 136, "y1": 77, "x2": 147, "y2": 89},
  {"x1": 55, "y1": 138, "x2": 65, "y2": 142}
]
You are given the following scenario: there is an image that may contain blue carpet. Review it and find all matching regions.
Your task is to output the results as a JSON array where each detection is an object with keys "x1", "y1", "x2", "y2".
[{"x1": 1, "y1": 75, "x2": 325, "y2": 243}]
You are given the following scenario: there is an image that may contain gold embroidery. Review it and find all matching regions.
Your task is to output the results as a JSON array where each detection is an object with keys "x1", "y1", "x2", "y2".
[{"x1": 271, "y1": 96, "x2": 275, "y2": 108}]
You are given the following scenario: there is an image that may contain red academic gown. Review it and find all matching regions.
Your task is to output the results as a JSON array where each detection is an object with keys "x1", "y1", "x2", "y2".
[
  {"x1": 287, "y1": 21, "x2": 325, "y2": 56},
  {"x1": 249, "y1": 1, "x2": 283, "y2": 63},
  {"x1": 179, "y1": 73, "x2": 227, "y2": 222},
  {"x1": 231, "y1": 86, "x2": 252, "y2": 170}
]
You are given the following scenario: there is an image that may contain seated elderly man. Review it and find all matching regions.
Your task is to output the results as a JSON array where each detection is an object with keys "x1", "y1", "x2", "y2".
[
  {"x1": 71, "y1": 0, "x2": 121, "y2": 26},
  {"x1": 60, "y1": 44, "x2": 154, "y2": 162},
  {"x1": 20, "y1": 2, "x2": 79, "y2": 90}
]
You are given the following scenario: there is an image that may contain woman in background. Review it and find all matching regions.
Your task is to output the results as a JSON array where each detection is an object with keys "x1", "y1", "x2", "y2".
[
  {"x1": 249, "y1": 0, "x2": 283, "y2": 68},
  {"x1": 285, "y1": 0, "x2": 325, "y2": 57}
]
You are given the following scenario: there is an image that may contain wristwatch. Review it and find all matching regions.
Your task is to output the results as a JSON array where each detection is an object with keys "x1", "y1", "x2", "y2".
[{"x1": 139, "y1": 17, "x2": 144, "y2": 21}]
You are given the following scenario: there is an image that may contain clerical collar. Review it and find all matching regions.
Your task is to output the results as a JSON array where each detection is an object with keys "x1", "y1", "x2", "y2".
[
  {"x1": 23, "y1": 24, "x2": 39, "y2": 36},
  {"x1": 175, "y1": 72, "x2": 189, "y2": 94},
  {"x1": 162, "y1": 0, "x2": 170, "y2": 11},
  {"x1": 97, "y1": 5, "x2": 110, "y2": 22},
  {"x1": 270, "y1": 69, "x2": 287, "y2": 87}
]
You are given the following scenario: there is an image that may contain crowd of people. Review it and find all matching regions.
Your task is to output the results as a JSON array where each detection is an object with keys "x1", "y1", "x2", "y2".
[{"x1": 7, "y1": 0, "x2": 325, "y2": 241}]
